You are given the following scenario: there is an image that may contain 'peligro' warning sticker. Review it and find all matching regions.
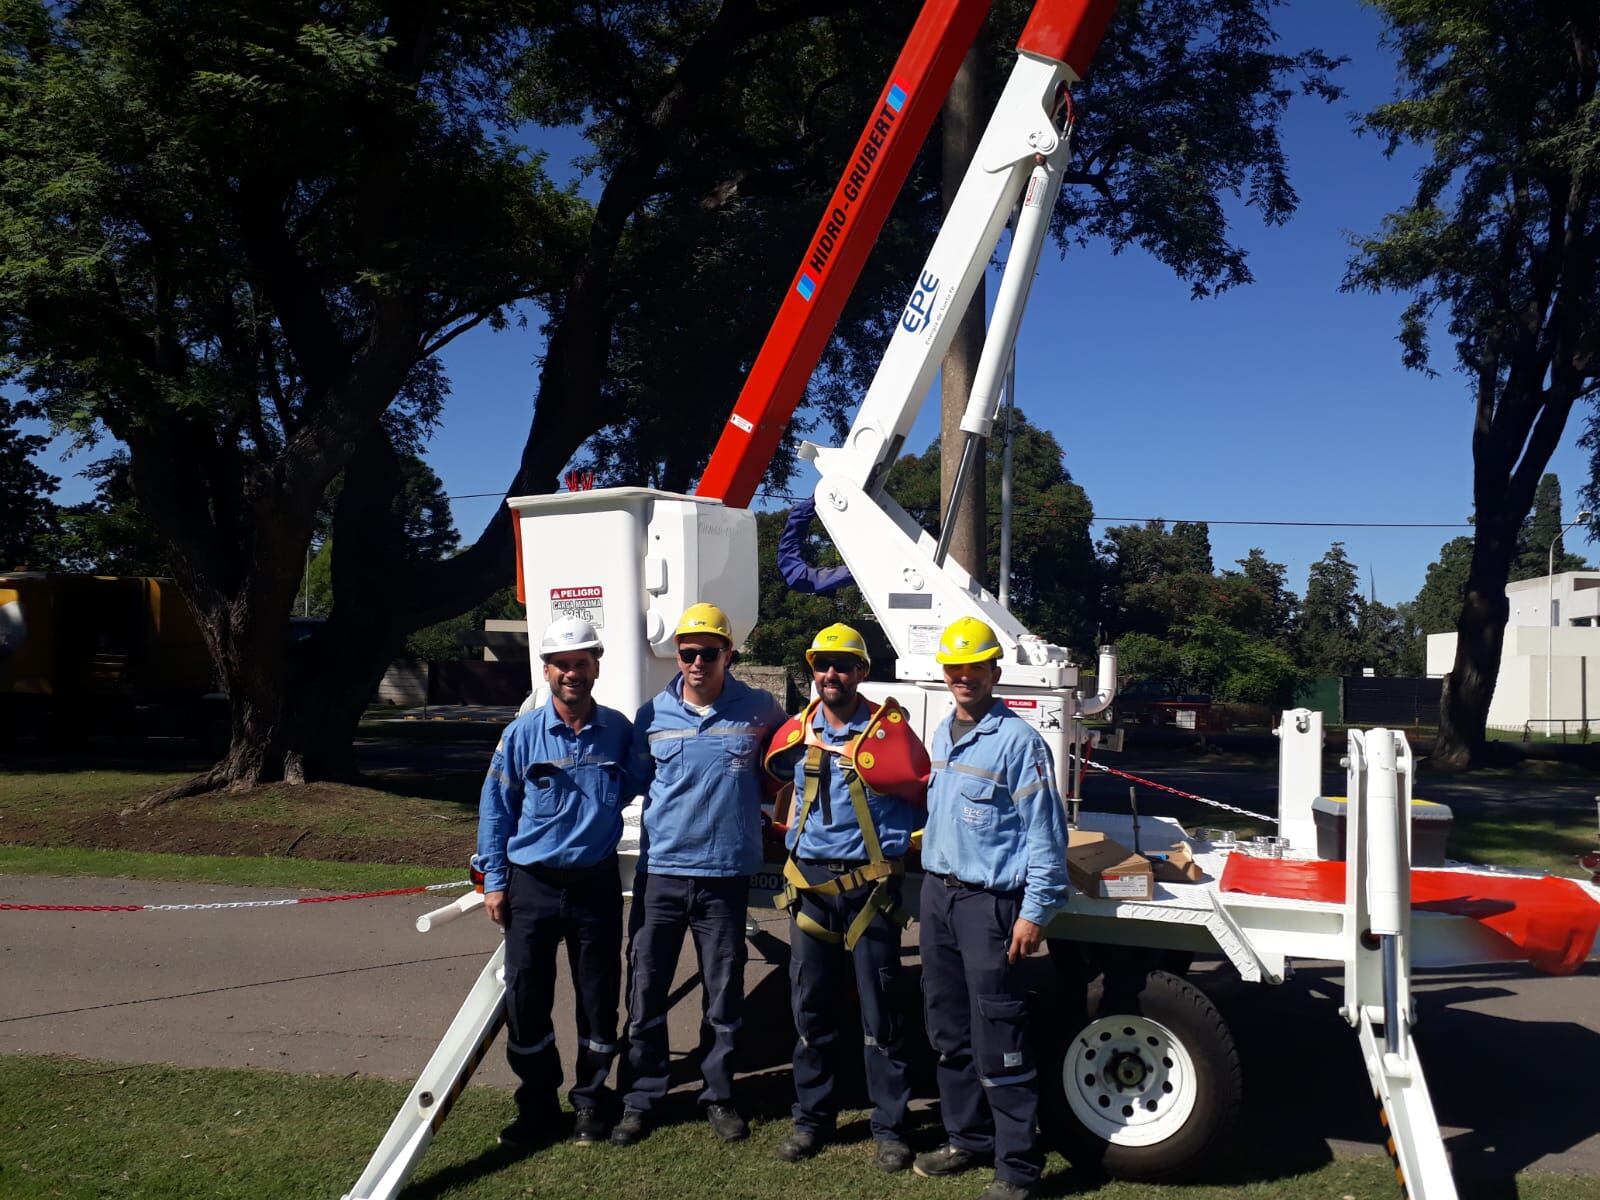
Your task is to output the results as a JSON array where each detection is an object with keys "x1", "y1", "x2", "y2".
[{"x1": 551, "y1": 585, "x2": 605, "y2": 628}]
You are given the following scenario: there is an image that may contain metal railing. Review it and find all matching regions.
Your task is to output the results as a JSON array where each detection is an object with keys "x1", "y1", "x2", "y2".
[{"x1": 1519, "y1": 718, "x2": 1594, "y2": 744}]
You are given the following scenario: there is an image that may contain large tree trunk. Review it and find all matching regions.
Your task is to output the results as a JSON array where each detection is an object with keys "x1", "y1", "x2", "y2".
[
  {"x1": 1434, "y1": 523, "x2": 1516, "y2": 770},
  {"x1": 137, "y1": 522, "x2": 309, "y2": 806},
  {"x1": 939, "y1": 45, "x2": 987, "y2": 585},
  {"x1": 268, "y1": 2, "x2": 826, "y2": 778},
  {"x1": 282, "y1": 430, "x2": 443, "y2": 781}
]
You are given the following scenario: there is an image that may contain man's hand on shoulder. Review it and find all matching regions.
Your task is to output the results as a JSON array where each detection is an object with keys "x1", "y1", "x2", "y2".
[{"x1": 484, "y1": 890, "x2": 508, "y2": 927}]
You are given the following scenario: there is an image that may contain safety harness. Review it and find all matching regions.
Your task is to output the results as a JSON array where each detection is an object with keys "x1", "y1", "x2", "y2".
[{"x1": 767, "y1": 698, "x2": 927, "y2": 949}]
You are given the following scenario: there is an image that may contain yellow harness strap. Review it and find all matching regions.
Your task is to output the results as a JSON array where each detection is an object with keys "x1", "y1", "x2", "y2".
[{"x1": 777, "y1": 729, "x2": 911, "y2": 949}]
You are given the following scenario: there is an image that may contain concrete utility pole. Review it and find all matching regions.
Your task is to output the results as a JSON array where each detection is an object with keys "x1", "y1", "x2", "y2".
[{"x1": 939, "y1": 44, "x2": 987, "y2": 589}]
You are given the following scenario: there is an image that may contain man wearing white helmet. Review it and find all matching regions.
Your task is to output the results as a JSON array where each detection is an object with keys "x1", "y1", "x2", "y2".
[{"x1": 475, "y1": 615, "x2": 637, "y2": 1152}]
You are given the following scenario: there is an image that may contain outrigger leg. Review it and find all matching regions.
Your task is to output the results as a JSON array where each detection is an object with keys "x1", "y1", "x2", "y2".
[
  {"x1": 1342, "y1": 729, "x2": 1457, "y2": 1200},
  {"x1": 343, "y1": 894, "x2": 506, "y2": 1200}
]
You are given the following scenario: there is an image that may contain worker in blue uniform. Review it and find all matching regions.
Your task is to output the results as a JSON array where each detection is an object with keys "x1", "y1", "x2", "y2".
[
  {"x1": 913, "y1": 617, "x2": 1070, "y2": 1200},
  {"x1": 475, "y1": 615, "x2": 635, "y2": 1151},
  {"x1": 764, "y1": 623, "x2": 929, "y2": 1173},
  {"x1": 610, "y1": 602, "x2": 788, "y2": 1147}
]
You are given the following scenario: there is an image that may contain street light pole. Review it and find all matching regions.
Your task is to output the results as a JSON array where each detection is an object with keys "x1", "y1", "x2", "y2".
[{"x1": 1545, "y1": 509, "x2": 1592, "y2": 736}]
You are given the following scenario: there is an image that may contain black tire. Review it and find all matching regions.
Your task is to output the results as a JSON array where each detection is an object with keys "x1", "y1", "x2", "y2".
[{"x1": 1039, "y1": 968, "x2": 1240, "y2": 1181}]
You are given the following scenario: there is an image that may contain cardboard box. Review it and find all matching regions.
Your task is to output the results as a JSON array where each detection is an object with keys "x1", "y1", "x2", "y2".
[
  {"x1": 1148, "y1": 840, "x2": 1206, "y2": 884},
  {"x1": 1068, "y1": 830, "x2": 1154, "y2": 901}
]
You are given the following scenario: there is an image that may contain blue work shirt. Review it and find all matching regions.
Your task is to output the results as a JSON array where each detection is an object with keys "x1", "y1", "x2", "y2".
[
  {"x1": 633, "y1": 673, "x2": 788, "y2": 877},
  {"x1": 475, "y1": 699, "x2": 635, "y2": 892},
  {"x1": 785, "y1": 703, "x2": 922, "y2": 862},
  {"x1": 923, "y1": 700, "x2": 1070, "y2": 926}
]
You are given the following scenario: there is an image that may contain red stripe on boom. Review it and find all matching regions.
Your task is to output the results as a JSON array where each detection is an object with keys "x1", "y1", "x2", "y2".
[{"x1": 694, "y1": 0, "x2": 994, "y2": 508}]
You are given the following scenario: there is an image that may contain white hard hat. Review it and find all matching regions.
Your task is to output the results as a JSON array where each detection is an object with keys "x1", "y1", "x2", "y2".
[{"x1": 540, "y1": 615, "x2": 603, "y2": 659}]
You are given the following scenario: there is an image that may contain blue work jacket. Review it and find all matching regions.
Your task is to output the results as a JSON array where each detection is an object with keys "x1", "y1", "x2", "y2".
[
  {"x1": 784, "y1": 703, "x2": 922, "y2": 862},
  {"x1": 633, "y1": 674, "x2": 788, "y2": 877},
  {"x1": 923, "y1": 700, "x2": 1070, "y2": 925},
  {"x1": 474, "y1": 699, "x2": 635, "y2": 892}
]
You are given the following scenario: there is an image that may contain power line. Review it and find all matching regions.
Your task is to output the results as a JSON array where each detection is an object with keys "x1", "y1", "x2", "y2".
[
  {"x1": 449, "y1": 486, "x2": 1475, "y2": 531},
  {"x1": 1088, "y1": 517, "x2": 1472, "y2": 529}
]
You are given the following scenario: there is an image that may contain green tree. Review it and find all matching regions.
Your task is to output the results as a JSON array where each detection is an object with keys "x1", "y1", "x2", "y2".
[
  {"x1": 1099, "y1": 520, "x2": 1217, "y2": 638},
  {"x1": 299, "y1": 454, "x2": 459, "y2": 617},
  {"x1": 1411, "y1": 536, "x2": 1475, "y2": 638},
  {"x1": 1344, "y1": 1, "x2": 1600, "y2": 768},
  {"x1": 1296, "y1": 543, "x2": 1361, "y2": 676},
  {"x1": 1098, "y1": 528, "x2": 1301, "y2": 704},
  {"x1": 1176, "y1": 612, "x2": 1302, "y2": 707},
  {"x1": 1354, "y1": 596, "x2": 1407, "y2": 676},
  {"x1": 1, "y1": 0, "x2": 578, "y2": 793},
  {"x1": 744, "y1": 510, "x2": 886, "y2": 694},
  {"x1": 884, "y1": 411, "x2": 1099, "y2": 651},
  {"x1": 1512, "y1": 473, "x2": 1590, "y2": 580},
  {"x1": 1399, "y1": 533, "x2": 1476, "y2": 675},
  {"x1": 0, "y1": 394, "x2": 56, "y2": 570},
  {"x1": 1230, "y1": 548, "x2": 1296, "y2": 644},
  {"x1": 404, "y1": 586, "x2": 520, "y2": 663},
  {"x1": 35, "y1": 453, "x2": 169, "y2": 575},
  {"x1": 2, "y1": 0, "x2": 1341, "y2": 791}
]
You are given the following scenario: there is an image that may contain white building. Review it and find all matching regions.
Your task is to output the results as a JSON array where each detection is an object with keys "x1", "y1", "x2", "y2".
[{"x1": 1426, "y1": 570, "x2": 1600, "y2": 734}]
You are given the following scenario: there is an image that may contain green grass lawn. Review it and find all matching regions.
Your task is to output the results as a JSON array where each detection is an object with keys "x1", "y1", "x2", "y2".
[
  {"x1": 2, "y1": 1055, "x2": 1589, "y2": 1200},
  {"x1": 0, "y1": 844, "x2": 466, "y2": 890},
  {"x1": 0, "y1": 760, "x2": 481, "y2": 890}
]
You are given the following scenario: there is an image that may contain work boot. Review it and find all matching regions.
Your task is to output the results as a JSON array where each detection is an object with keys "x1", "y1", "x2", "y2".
[
  {"x1": 913, "y1": 1144, "x2": 982, "y2": 1179},
  {"x1": 572, "y1": 1108, "x2": 610, "y2": 1147},
  {"x1": 875, "y1": 1138, "x2": 913, "y2": 1173},
  {"x1": 977, "y1": 1180, "x2": 1031, "y2": 1200},
  {"x1": 706, "y1": 1103, "x2": 750, "y2": 1142},
  {"x1": 609, "y1": 1107, "x2": 650, "y2": 1147},
  {"x1": 776, "y1": 1125, "x2": 825, "y2": 1162},
  {"x1": 497, "y1": 1111, "x2": 558, "y2": 1154}
]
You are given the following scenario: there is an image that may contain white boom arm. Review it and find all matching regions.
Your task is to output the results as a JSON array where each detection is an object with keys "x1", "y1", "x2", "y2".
[{"x1": 802, "y1": 46, "x2": 1110, "y2": 693}]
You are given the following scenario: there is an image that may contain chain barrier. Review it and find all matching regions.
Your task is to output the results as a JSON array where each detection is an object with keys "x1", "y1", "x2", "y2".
[
  {"x1": 1, "y1": 879, "x2": 471, "y2": 914},
  {"x1": 1071, "y1": 753, "x2": 1278, "y2": 826}
]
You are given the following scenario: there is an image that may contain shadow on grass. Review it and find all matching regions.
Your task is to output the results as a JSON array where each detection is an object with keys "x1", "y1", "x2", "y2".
[
  {"x1": 361, "y1": 770, "x2": 484, "y2": 809},
  {"x1": 400, "y1": 1135, "x2": 569, "y2": 1200}
]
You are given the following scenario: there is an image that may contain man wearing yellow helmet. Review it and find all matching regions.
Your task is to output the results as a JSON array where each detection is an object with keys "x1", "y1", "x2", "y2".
[
  {"x1": 913, "y1": 617, "x2": 1069, "y2": 1200},
  {"x1": 612, "y1": 601, "x2": 787, "y2": 1148},
  {"x1": 763, "y1": 622, "x2": 928, "y2": 1173}
]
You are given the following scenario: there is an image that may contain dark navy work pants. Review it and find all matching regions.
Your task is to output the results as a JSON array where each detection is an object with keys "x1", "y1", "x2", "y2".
[
  {"x1": 788, "y1": 860, "x2": 911, "y2": 1142},
  {"x1": 919, "y1": 872, "x2": 1041, "y2": 1187},
  {"x1": 619, "y1": 871, "x2": 747, "y2": 1111},
  {"x1": 503, "y1": 856, "x2": 623, "y2": 1118}
]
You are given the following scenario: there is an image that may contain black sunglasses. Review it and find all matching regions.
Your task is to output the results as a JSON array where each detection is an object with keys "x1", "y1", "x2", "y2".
[
  {"x1": 677, "y1": 646, "x2": 725, "y2": 664},
  {"x1": 812, "y1": 655, "x2": 863, "y2": 674}
]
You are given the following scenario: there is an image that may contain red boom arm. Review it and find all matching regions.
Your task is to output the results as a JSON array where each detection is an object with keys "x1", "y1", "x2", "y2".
[{"x1": 693, "y1": 0, "x2": 993, "y2": 507}]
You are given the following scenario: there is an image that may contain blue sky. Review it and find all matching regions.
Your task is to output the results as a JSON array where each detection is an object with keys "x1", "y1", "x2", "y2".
[{"x1": 24, "y1": 0, "x2": 1597, "y2": 605}]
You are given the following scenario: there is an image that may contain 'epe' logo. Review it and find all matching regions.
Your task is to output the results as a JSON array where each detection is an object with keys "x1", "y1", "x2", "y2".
[{"x1": 901, "y1": 270, "x2": 940, "y2": 333}]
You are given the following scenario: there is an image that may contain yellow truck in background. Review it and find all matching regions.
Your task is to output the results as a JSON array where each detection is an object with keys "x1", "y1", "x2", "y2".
[{"x1": 0, "y1": 573, "x2": 224, "y2": 747}]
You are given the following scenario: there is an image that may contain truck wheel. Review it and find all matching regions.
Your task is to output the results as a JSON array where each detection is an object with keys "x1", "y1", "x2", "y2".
[{"x1": 1040, "y1": 969, "x2": 1239, "y2": 1181}]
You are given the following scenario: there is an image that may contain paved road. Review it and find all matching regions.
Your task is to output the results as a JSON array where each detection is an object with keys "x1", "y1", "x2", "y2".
[
  {"x1": 3, "y1": 873, "x2": 1597, "y2": 1194},
  {"x1": 1078, "y1": 757, "x2": 1600, "y2": 831}
]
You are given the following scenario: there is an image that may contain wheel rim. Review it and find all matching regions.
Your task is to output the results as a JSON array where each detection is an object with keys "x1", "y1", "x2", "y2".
[{"x1": 1062, "y1": 1013, "x2": 1198, "y2": 1147}]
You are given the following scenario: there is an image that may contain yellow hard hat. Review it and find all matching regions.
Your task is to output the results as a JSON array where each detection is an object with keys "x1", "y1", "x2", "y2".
[
  {"x1": 674, "y1": 601, "x2": 734, "y2": 643},
  {"x1": 936, "y1": 616, "x2": 1002, "y2": 665},
  {"x1": 805, "y1": 622, "x2": 871, "y2": 670}
]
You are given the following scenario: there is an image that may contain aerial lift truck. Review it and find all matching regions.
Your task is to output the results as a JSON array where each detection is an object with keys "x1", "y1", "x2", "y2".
[{"x1": 345, "y1": 2, "x2": 1600, "y2": 1196}]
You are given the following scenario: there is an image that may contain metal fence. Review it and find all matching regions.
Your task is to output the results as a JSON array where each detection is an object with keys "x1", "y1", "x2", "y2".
[{"x1": 1340, "y1": 676, "x2": 1442, "y2": 727}]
